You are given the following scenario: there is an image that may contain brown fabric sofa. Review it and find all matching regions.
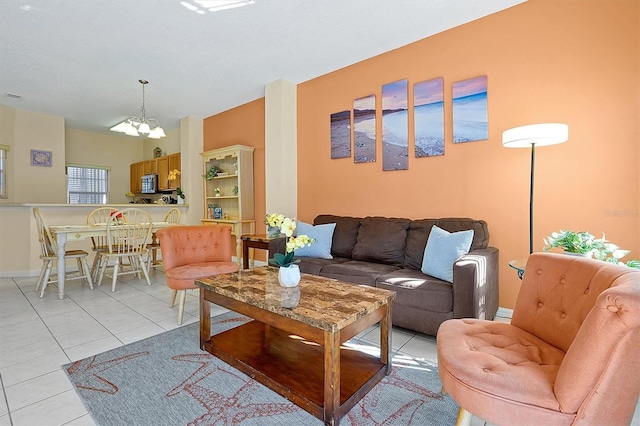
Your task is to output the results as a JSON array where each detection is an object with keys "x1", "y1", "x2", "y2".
[{"x1": 281, "y1": 215, "x2": 499, "y2": 336}]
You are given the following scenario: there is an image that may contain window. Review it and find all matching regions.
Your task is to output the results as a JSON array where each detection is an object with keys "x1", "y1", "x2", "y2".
[
  {"x1": 0, "y1": 144, "x2": 9, "y2": 199},
  {"x1": 67, "y1": 165, "x2": 109, "y2": 204}
]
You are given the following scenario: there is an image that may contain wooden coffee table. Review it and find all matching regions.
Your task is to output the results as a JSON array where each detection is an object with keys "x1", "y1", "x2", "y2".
[{"x1": 195, "y1": 267, "x2": 396, "y2": 425}]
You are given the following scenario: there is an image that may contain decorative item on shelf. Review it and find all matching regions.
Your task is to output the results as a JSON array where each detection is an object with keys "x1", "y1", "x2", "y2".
[
  {"x1": 543, "y1": 229, "x2": 640, "y2": 268},
  {"x1": 267, "y1": 214, "x2": 316, "y2": 287},
  {"x1": 233, "y1": 185, "x2": 239, "y2": 196},
  {"x1": 109, "y1": 80, "x2": 166, "y2": 139},
  {"x1": 203, "y1": 166, "x2": 221, "y2": 180},
  {"x1": 153, "y1": 147, "x2": 162, "y2": 158},
  {"x1": 214, "y1": 187, "x2": 221, "y2": 197},
  {"x1": 176, "y1": 187, "x2": 185, "y2": 205},
  {"x1": 233, "y1": 161, "x2": 238, "y2": 174},
  {"x1": 125, "y1": 192, "x2": 135, "y2": 203},
  {"x1": 168, "y1": 169, "x2": 181, "y2": 182}
]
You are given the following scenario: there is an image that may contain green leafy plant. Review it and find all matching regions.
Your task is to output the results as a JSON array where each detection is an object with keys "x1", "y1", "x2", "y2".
[
  {"x1": 544, "y1": 230, "x2": 640, "y2": 268},
  {"x1": 176, "y1": 187, "x2": 185, "y2": 200},
  {"x1": 203, "y1": 166, "x2": 221, "y2": 180}
]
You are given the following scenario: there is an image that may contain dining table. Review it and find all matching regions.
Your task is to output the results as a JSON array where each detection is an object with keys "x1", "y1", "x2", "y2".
[{"x1": 48, "y1": 222, "x2": 180, "y2": 299}]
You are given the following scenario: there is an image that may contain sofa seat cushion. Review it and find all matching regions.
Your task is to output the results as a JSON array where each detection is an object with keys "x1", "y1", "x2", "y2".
[
  {"x1": 320, "y1": 260, "x2": 400, "y2": 286},
  {"x1": 296, "y1": 257, "x2": 350, "y2": 276},
  {"x1": 437, "y1": 318, "x2": 566, "y2": 412},
  {"x1": 164, "y1": 261, "x2": 239, "y2": 290},
  {"x1": 377, "y1": 269, "x2": 454, "y2": 313}
]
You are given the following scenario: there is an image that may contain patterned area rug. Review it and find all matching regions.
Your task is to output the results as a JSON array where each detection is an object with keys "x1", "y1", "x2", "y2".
[{"x1": 64, "y1": 312, "x2": 458, "y2": 425}]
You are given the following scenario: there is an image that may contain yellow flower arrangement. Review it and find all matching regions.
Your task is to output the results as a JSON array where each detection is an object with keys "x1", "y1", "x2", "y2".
[
  {"x1": 265, "y1": 213, "x2": 316, "y2": 267},
  {"x1": 168, "y1": 169, "x2": 181, "y2": 181}
]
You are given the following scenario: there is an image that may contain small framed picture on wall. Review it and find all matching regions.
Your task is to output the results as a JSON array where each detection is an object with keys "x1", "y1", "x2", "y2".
[{"x1": 31, "y1": 149, "x2": 52, "y2": 167}]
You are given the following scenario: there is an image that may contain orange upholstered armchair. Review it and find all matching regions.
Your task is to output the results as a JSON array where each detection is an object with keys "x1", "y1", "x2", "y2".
[
  {"x1": 156, "y1": 225, "x2": 239, "y2": 325},
  {"x1": 437, "y1": 252, "x2": 640, "y2": 425}
]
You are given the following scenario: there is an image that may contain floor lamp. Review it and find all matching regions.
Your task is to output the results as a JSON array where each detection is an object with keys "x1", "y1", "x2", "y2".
[{"x1": 502, "y1": 123, "x2": 569, "y2": 254}]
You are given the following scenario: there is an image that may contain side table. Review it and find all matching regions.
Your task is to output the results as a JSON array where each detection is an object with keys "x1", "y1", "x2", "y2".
[
  {"x1": 508, "y1": 258, "x2": 528, "y2": 280},
  {"x1": 241, "y1": 234, "x2": 284, "y2": 269}
]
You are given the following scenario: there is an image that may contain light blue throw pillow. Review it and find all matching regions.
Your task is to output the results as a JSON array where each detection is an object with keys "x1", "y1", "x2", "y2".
[
  {"x1": 421, "y1": 225, "x2": 474, "y2": 283},
  {"x1": 294, "y1": 221, "x2": 336, "y2": 259}
]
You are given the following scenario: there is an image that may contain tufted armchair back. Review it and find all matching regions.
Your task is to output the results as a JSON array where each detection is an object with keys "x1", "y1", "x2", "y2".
[
  {"x1": 157, "y1": 225, "x2": 234, "y2": 272},
  {"x1": 512, "y1": 252, "x2": 636, "y2": 352}
]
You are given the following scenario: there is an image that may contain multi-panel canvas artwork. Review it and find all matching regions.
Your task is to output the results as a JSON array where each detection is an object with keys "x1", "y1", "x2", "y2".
[
  {"x1": 414, "y1": 77, "x2": 444, "y2": 158},
  {"x1": 353, "y1": 95, "x2": 376, "y2": 164},
  {"x1": 382, "y1": 79, "x2": 408, "y2": 171},
  {"x1": 452, "y1": 75, "x2": 488, "y2": 143},
  {"x1": 330, "y1": 110, "x2": 351, "y2": 159}
]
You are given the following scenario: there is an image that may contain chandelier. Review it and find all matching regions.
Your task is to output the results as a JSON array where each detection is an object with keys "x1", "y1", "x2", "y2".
[{"x1": 110, "y1": 79, "x2": 166, "y2": 139}]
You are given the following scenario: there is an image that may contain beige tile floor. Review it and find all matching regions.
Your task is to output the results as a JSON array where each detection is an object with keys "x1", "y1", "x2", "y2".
[{"x1": 0, "y1": 270, "x2": 638, "y2": 426}]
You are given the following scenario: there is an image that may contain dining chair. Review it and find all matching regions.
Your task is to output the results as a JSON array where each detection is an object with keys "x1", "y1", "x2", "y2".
[
  {"x1": 96, "y1": 208, "x2": 153, "y2": 292},
  {"x1": 146, "y1": 207, "x2": 181, "y2": 271},
  {"x1": 87, "y1": 206, "x2": 120, "y2": 281},
  {"x1": 156, "y1": 225, "x2": 238, "y2": 325},
  {"x1": 33, "y1": 207, "x2": 94, "y2": 298}
]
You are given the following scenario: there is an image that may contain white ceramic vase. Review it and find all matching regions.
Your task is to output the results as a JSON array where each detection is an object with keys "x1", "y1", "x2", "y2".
[
  {"x1": 278, "y1": 264, "x2": 301, "y2": 287},
  {"x1": 177, "y1": 197, "x2": 185, "y2": 205}
]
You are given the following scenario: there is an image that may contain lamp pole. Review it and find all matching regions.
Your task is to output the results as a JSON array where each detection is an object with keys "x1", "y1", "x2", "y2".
[{"x1": 529, "y1": 144, "x2": 535, "y2": 254}]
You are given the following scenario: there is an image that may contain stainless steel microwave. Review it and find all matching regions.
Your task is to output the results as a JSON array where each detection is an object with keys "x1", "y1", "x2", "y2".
[{"x1": 141, "y1": 174, "x2": 158, "y2": 194}]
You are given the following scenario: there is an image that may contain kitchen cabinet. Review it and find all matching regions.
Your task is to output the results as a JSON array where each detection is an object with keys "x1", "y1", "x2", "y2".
[
  {"x1": 144, "y1": 159, "x2": 158, "y2": 175},
  {"x1": 130, "y1": 152, "x2": 180, "y2": 193},
  {"x1": 129, "y1": 161, "x2": 144, "y2": 193},
  {"x1": 157, "y1": 152, "x2": 181, "y2": 191}
]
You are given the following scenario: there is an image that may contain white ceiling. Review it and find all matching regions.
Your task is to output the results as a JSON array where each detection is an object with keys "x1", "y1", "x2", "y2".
[{"x1": 0, "y1": 0, "x2": 525, "y2": 135}]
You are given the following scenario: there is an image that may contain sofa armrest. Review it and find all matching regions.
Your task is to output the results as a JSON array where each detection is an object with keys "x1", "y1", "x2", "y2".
[{"x1": 452, "y1": 247, "x2": 499, "y2": 320}]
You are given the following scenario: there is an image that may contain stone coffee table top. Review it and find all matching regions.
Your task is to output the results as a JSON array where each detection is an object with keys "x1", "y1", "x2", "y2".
[{"x1": 196, "y1": 266, "x2": 396, "y2": 332}]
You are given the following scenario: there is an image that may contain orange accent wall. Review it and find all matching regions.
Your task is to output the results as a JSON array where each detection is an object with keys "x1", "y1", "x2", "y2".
[
  {"x1": 204, "y1": 0, "x2": 639, "y2": 308},
  {"x1": 203, "y1": 98, "x2": 266, "y2": 259},
  {"x1": 296, "y1": 0, "x2": 639, "y2": 308}
]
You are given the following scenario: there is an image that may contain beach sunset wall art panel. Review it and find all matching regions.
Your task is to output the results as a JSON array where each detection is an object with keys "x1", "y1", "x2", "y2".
[
  {"x1": 414, "y1": 77, "x2": 444, "y2": 157},
  {"x1": 452, "y1": 75, "x2": 488, "y2": 143},
  {"x1": 330, "y1": 110, "x2": 351, "y2": 159},
  {"x1": 382, "y1": 79, "x2": 408, "y2": 171},
  {"x1": 353, "y1": 95, "x2": 376, "y2": 163}
]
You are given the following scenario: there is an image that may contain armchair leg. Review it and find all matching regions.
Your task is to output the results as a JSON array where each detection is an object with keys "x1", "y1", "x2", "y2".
[
  {"x1": 177, "y1": 290, "x2": 186, "y2": 326},
  {"x1": 455, "y1": 408, "x2": 472, "y2": 426},
  {"x1": 169, "y1": 289, "x2": 177, "y2": 308}
]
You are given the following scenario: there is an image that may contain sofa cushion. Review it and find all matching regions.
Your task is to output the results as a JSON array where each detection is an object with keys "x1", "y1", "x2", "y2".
[
  {"x1": 314, "y1": 215, "x2": 361, "y2": 258},
  {"x1": 377, "y1": 269, "x2": 454, "y2": 313},
  {"x1": 404, "y1": 218, "x2": 489, "y2": 270},
  {"x1": 351, "y1": 217, "x2": 410, "y2": 266},
  {"x1": 320, "y1": 260, "x2": 400, "y2": 286},
  {"x1": 294, "y1": 221, "x2": 336, "y2": 259},
  {"x1": 421, "y1": 225, "x2": 474, "y2": 283}
]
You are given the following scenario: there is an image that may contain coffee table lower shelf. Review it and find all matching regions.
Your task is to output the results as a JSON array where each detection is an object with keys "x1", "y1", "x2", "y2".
[{"x1": 204, "y1": 320, "x2": 387, "y2": 422}]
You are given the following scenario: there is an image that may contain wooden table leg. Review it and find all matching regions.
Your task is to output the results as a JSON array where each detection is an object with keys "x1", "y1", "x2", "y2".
[
  {"x1": 324, "y1": 330, "x2": 341, "y2": 425},
  {"x1": 380, "y1": 304, "x2": 392, "y2": 374},
  {"x1": 242, "y1": 238, "x2": 249, "y2": 270},
  {"x1": 200, "y1": 289, "x2": 211, "y2": 350}
]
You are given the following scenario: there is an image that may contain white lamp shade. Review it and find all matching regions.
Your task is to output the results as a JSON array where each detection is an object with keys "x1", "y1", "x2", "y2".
[
  {"x1": 110, "y1": 121, "x2": 129, "y2": 133},
  {"x1": 124, "y1": 123, "x2": 139, "y2": 136},
  {"x1": 502, "y1": 123, "x2": 568, "y2": 148},
  {"x1": 137, "y1": 122, "x2": 151, "y2": 134},
  {"x1": 148, "y1": 126, "x2": 166, "y2": 139}
]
